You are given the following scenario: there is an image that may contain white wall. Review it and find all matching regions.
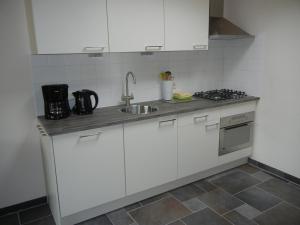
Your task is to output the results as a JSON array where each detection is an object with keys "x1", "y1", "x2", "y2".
[
  {"x1": 224, "y1": 0, "x2": 300, "y2": 178},
  {"x1": 31, "y1": 42, "x2": 224, "y2": 116},
  {"x1": 2, "y1": 0, "x2": 299, "y2": 209},
  {"x1": 0, "y1": 0, "x2": 45, "y2": 208}
]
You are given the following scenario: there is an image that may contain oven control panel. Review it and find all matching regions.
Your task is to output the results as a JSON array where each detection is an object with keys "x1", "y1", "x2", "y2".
[{"x1": 220, "y1": 111, "x2": 255, "y2": 128}]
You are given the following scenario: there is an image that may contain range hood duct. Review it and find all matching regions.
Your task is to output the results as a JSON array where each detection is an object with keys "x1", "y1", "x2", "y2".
[{"x1": 209, "y1": 0, "x2": 254, "y2": 40}]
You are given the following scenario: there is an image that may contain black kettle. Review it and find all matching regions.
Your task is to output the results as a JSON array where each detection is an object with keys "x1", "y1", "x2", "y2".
[{"x1": 72, "y1": 90, "x2": 99, "y2": 115}]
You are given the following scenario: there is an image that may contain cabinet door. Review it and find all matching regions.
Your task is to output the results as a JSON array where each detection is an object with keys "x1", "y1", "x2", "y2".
[
  {"x1": 31, "y1": 0, "x2": 109, "y2": 54},
  {"x1": 53, "y1": 126, "x2": 125, "y2": 217},
  {"x1": 164, "y1": 0, "x2": 209, "y2": 51},
  {"x1": 107, "y1": 0, "x2": 164, "y2": 52},
  {"x1": 124, "y1": 116, "x2": 177, "y2": 195},
  {"x1": 178, "y1": 110, "x2": 220, "y2": 178}
]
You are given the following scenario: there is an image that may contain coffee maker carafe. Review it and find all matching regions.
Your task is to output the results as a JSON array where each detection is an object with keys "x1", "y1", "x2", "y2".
[
  {"x1": 72, "y1": 90, "x2": 99, "y2": 115},
  {"x1": 42, "y1": 84, "x2": 71, "y2": 120}
]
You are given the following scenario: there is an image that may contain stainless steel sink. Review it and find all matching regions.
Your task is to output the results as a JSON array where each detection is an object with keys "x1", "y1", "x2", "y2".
[{"x1": 120, "y1": 104, "x2": 159, "y2": 115}]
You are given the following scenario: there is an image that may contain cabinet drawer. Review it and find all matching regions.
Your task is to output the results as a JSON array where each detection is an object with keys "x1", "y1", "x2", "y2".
[{"x1": 178, "y1": 109, "x2": 220, "y2": 126}]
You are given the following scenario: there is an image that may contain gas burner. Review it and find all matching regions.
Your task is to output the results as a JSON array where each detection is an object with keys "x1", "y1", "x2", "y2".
[{"x1": 193, "y1": 89, "x2": 247, "y2": 101}]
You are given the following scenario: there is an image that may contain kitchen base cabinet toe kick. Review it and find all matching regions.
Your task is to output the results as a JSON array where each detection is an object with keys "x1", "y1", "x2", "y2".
[{"x1": 38, "y1": 101, "x2": 257, "y2": 225}]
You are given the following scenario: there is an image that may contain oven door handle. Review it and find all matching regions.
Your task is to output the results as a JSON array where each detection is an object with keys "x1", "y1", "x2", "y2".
[{"x1": 223, "y1": 122, "x2": 253, "y2": 131}]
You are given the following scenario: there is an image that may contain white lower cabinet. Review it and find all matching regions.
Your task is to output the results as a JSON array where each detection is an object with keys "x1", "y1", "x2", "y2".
[
  {"x1": 40, "y1": 101, "x2": 257, "y2": 224},
  {"x1": 52, "y1": 125, "x2": 125, "y2": 217},
  {"x1": 124, "y1": 116, "x2": 178, "y2": 195},
  {"x1": 178, "y1": 110, "x2": 220, "y2": 178}
]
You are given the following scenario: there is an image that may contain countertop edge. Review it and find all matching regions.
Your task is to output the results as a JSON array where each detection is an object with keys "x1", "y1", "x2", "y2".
[{"x1": 38, "y1": 97, "x2": 260, "y2": 136}]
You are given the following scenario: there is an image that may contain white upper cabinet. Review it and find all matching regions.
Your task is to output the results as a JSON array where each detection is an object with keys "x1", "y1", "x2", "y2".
[
  {"x1": 164, "y1": 0, "x2": 209, "y2": 51},
  {"x1": 31, "y1": 0, "x2": 109, "y2": 54},
  {"x1": 107, "y1": 0, "x2": 164, "y2": 52}
]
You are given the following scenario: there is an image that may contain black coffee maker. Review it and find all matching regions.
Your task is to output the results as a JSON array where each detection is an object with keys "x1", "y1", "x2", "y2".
[
  {"x1": 72, "y1": 90, "x2": 99, "y2": 115},
  {"x1": 42, "y1": 84, "x2": 71, "y2": 120}
]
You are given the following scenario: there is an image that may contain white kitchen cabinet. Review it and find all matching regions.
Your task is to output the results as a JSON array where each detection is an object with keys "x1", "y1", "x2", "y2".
[
  {"x1": 40, "y1": 133, "x2": 61, "y2": 225},
  {"x1": 52, "y1": 125, "x2": 125, "y2": 217},
  {"x1": 164, "y1": 0, "x2": 209, "y2": 51},
  {"x1": 30, "y1": 0, "x2": 109, "y2": 54},
  {"x1": 107, "y1": 0, "x2": 164, "y2": 52},
  {"x1": 124, "y1": 116, "x2": 178, "y2": 195},
  {"x1": 178, "y1": 110, "x2": 220, "y2": 178}
]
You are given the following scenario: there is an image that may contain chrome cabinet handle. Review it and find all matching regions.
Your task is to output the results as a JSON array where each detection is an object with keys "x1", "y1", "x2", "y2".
[
  {"x1": 145, "y1": 46, "x2": 163, "y2": 51},
  {"x1": 193, "y1": 45, "x2": 208, "y2": 50},
  {"x1": 83, "y1": 47, "x2": 105, "y2": 53},
  {"x1": 159, "y1": 119, "x2": 176, "y2": 127},
  {"x1": 205, "y1": 123, "x2": 219, "y2": 129},
  {"x1": 79, "y1": 132, "x2": 103, "y2": 140},
  {"x1": 194, "y1": 115, "x2": 208, "y2": 123}
]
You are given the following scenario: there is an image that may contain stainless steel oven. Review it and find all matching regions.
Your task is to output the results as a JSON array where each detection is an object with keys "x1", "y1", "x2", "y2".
[{"x1": 219, "y1": 111, "x2": 254, "y2": 156}]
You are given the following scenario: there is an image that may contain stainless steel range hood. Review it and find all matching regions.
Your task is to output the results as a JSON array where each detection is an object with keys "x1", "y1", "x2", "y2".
[
  {"x1": 209, "y1": 0, "x2": 254, "y2": 40},
  {"x1": 209, "y1": 17, "x2": 254, "y2": 40}
]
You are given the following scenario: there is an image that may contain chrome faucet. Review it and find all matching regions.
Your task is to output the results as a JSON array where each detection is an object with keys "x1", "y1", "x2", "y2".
[{"x1": 122, "y1": 72, "x2": 136, "y2": 107}]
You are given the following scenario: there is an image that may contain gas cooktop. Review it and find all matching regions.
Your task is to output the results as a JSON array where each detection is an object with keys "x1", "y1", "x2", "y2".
[{"x1": 193, "y1": 89, "x2": 247, "y2": 101}]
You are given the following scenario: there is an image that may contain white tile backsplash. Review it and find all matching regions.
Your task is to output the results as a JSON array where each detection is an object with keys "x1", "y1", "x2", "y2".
[
  {"x1": 222, "y1": 34, "x2": 265, "y2": 97},
  {"x1": 31, "y1": 42, "x2": 231, "y2": 116}
]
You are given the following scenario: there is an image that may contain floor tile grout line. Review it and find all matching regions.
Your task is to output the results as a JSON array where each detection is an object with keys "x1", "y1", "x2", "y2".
[
  {"x1": 193, "y1": 180, "x2": 219, "y2": 193},
  {"x1": 221, "y1": 204, "x2": 246, "y2": 217},
  {"x1": 202, "y1": 167, "x2": 300, "y2": 223},
  {"x1": 222, "y1": 205, "x2": 260, "y2": 225},
  {"x1": 20, "y1": 203, "x2": 48, "y2": 214},
  {"x1": 140, "y1": 193, "x2": 171, "y2": 207},
  {"x1": 106, "y1": 214, "x2": 116, "y2": 225},
  {"x1": 256, "y1": 185, "x2": 300, "y2": 210},
  {"x1": 229, "y1": 185, "x2": 283, "y2": 216},
  {"x1": 21, "y1": 215, "x2": 52, "y2": 225},
  {"x1": 231, "y1": 183, "x2": 262, "y2": 196},
  {"x1": 125, "y1": 195, "x2": 194, "y2": 225},
  {"x1": 124, "y1": 178, "x2": 217, "y2": 215},
  {"x1": 126, "y1": 209, "x2": 140, "y2": 225},
  {"x1": 124, "y1": 194, "x2": 171, "y2": 215},
  {"x1": 166, "y1": 195, "x2": 192, "y2": 214},
  {"x1": 165, "y1": 217, "x2": 184, "y2": 225},
  {"x1": 205, "y1": 205, "x2": 235, "y2": 225},
  {"x1": 175, "y1": 189, "x2": 237, "y2": 225},
  {"x1": 178, "y1": 218, "x2": 187, "y2": 225},
  {"x1": 255, "y1": 200, "x2": 283, "y2": 216},
  {"x1": 0, "y1": 202, "x2": 48, "y2": 218},
  {"x1": 208, "y1": 186, "x2": 256, "y2": 216},
  {"x1": 109, "y1": 177, "x2": 237, "y2": 225},
  {"x1": 0, "y1": 211, "x2": 19, "y2": 219},
  {"x1": 121, "y1": 165, "x2": 280, "y2": 225},
  {"x1": 253, "y1": 185, "x2": 283, "y2": 202},
  {"x1": 255, "y1": 184, "x2": 300, "y2": 211},
  {"x1": 17, "y1": 212, "x2": 21, "y2": 225},
  {"x1": 210, "y1": 186, "x2": 249, "y2": 206},
  {"x1": 125, "y1": 202, "x2": 143, "y2": 214},
  {"x1": 280, "y1": 200, "x2": 300, "y2": 211}
]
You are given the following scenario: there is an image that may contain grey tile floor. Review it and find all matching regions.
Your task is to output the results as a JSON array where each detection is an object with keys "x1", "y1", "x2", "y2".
[{"x1": 1, "y1": 164, "x2": 300, "y2": 225}]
